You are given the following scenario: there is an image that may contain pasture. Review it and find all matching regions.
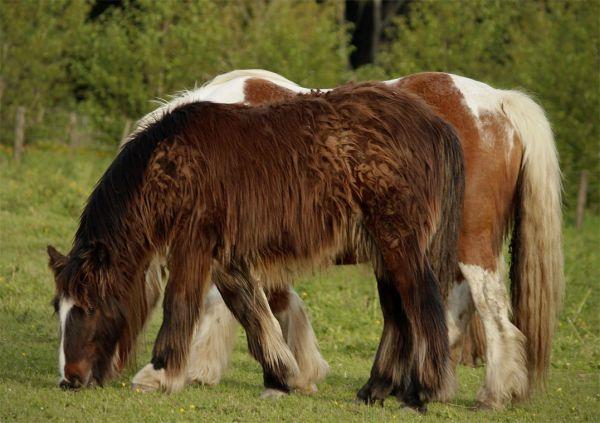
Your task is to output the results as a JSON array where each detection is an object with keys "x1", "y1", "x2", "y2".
[{"x1": 0, "y1": 144, "x2": 598, "y2": 421}]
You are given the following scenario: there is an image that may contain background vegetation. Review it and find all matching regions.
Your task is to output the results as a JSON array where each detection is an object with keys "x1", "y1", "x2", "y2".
[{"x1": 0, "y1": 0, "x2": 598, "y2": 211}]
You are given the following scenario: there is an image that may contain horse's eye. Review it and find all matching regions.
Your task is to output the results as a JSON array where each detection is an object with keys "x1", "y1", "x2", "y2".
[{"x1": 87, "y1": 306, "x2": 96, "y2": 316}]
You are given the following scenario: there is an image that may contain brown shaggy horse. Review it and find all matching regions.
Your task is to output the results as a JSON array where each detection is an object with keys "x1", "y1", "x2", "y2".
[
  {"x1": 48, "y1": 83, "x2": 464, "y2": 410},
  {"x1": 145, "y1": 70, "x2": 562, "y2": 410}
]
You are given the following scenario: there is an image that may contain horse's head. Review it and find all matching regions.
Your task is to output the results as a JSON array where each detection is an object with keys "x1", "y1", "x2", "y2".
[{"x1": 47, "y1": 244, "x2": 128, "y2": 389}]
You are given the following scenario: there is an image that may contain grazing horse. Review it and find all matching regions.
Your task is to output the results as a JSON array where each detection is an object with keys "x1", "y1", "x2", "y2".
[
  {"x1": 130, "y1": 69, "x2": 563, "y2": 409},
  {"x1": 48, "y1": 83, "x2": 465, "y2": 410}
]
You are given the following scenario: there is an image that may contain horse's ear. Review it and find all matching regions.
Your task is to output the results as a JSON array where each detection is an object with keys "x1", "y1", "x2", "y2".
[{"x1": 47, "y1": 245, "x2": 67, "y2": 276}]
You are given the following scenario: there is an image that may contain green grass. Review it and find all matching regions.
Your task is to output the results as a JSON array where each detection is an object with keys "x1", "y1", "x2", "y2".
[{"x1": 0, "y1": 145, "x2": 598, "y2": 422}]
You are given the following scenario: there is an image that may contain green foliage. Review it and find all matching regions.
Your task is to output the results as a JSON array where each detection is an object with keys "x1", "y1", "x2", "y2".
[
  {"x1": 0, "y1": 146, "x2": 599, "y2": 420},
  {"x1": 227, "y1": 0, "x2": 350, "y2": 87},
  {"x1": 0, "y1": 0, "x2": 88, "y2": 143},
  {"x1": 366, "y1": 0, "x2": 599, "y2": 211},
  {"x1": 66, "y1": 0, "x2": 349, "y2": 141},
  {"x1": 376, "y1": 0, "x2": 518, "y2": 83},
  {"x1": 509, "y1": 1, "x2": 600, "y2": 210}
]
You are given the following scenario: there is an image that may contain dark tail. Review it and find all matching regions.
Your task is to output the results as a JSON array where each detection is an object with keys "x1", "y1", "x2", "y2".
[
  {"x1": 415, "y1": 117, "x2": 465, "y2": 399},
  {"x1": 427, "y1": 118, "x2": 465, "y2": 302}
]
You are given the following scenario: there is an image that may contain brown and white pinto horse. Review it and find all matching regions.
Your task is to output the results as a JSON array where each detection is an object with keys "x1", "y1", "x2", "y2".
[
  {"x1": 130, "y1": 70, "x2": 563, "y2": 409},
  {"x1": 48, "y1": 83, "x2": 465, "y2": 410}
]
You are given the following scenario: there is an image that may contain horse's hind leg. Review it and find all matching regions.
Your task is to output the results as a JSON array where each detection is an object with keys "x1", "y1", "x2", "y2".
[
  {"x1": 459, "y1": 256, "x2": 527, "y2": 409},
  {"x1": 356, "y1": 269, "x2": 412, "y2": 406},
  {"x1": 212, "y1": 263, "x2": 300, "y2": 397},
  {"x1": 447, "y1": 279, "x2": 475, "y2": 352},
  {"x1": 269, "y1": 287, "x2": 330, "y2": 393},
  {"x1": 365, "y1": 233, "x2": 453, "y2": 406}
]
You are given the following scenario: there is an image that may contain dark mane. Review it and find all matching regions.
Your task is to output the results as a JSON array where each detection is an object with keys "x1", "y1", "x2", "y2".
[{"x1": 75, "y1": 113, "x2": 181, "y2": 248}]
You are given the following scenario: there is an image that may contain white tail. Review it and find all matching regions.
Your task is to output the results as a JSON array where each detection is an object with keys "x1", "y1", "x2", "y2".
[{"x1": 501, "y1": 89, "x2": 564, "y2": 391}]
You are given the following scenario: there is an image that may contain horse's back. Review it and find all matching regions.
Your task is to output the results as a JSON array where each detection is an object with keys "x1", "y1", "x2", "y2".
[{"x1": 163, "y1": 86, "x2": 462, "y2": 273}]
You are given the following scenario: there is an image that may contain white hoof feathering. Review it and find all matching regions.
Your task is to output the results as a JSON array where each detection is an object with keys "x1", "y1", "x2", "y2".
[
  {"x1": 186, "y1": 286, "x2": 238, "y2": 386},
  {"x1": 131, "y1": 363, "x2": 186, "y2": 394},
  {"x1": 282, "y1": 290, "x2": 329, "y2": 392}
]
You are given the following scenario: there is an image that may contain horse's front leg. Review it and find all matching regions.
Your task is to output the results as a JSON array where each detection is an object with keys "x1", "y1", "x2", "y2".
[{"x1": 133, "y1": 245, "x2": 212, "y2": 393}]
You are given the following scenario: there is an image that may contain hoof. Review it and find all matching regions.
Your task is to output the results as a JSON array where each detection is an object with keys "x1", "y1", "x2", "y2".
[
  {"x1": 356, "y1": 379, "x2": 392, "y2": 406},
  {"x1": 260, "y1": 388, "x2": 288, "y2": 399},
  {"x1": 476, "y1": 388, "x2": 506, "y2": 410}
]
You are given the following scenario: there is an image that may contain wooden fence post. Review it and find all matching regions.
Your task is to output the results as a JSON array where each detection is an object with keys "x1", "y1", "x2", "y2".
[
  {"x1": 68, "y1": 112, "x2": 79, "y2": 147},
  {"x1": 81, "y1": 115, "x2": 90, "y2": 145},
  {"x1": 576, "y1": 170, "x2": 589, "y2": 228},
  {"x1": 13, "y1": 106, "x2": 26, "y2": 161}
]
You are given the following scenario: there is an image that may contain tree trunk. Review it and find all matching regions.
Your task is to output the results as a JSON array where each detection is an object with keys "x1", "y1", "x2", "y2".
[
  {"x1": 576, "y1": 170, "x2": 589, "y2": 228},
  {"x1": 371, "y1": 0, "x2": 382, "y2": 62},
  {"x1": 81, "y1": 115, "x2": 90, "y2": 145}
]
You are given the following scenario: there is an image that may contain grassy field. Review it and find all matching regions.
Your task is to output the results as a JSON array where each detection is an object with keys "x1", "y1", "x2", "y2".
[{"x1": 0, "y1": 145, "x2": 598, "y2": 422}]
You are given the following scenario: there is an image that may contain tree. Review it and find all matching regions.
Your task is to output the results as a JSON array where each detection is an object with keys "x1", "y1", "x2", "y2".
[
  {"x1": 359, "y1": 0, "x2": 598, "y2": 211},
  {"x1": 69, "y1": 0, "x2": 351, "y2": 141},
  {"x1": 509, "y1": 1, "x2": 599, "y2": 210},
  {"x1": 374, "y1": 0, "x2": 518, "y2": 84}
]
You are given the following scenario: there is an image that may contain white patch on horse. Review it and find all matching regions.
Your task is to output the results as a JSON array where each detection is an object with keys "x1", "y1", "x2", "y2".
[
  {"x1": 449, "y1": 74, "x2": 506, "y2": 149},
  {"x1": 384, "y1": 77, "x2": 404, "y2": 85},
  {"x1": 125, "y1": 69, "x2": 313, "y2": 148},
  {"x1": 58, "y1": 297, "x2": 75, "y2": 379},
  {"x1": 449, "y1": 74, "x2": 501, "y2": 119}
]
